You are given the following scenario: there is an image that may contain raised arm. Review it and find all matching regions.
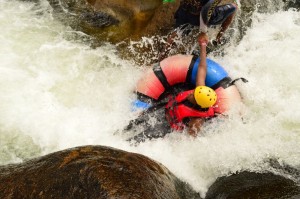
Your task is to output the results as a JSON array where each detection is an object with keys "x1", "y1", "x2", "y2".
[
  {"x1": 196, "y1": 33, "x2": 208, "y2": 86},
  {"x1": 187, "y1": 39, "x2": 208, "y2": 136}
]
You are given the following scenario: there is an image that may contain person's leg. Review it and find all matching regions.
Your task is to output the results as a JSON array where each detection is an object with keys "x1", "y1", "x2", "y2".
[
  {"x1": 175, "y1": 6, "x2": 197, "y2": 28},
  {"x1": 207, "y1": 3, "x2": 237, "y2": 45}
]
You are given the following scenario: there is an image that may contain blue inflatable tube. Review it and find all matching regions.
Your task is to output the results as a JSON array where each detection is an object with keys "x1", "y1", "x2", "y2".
[{"x1": 190, "y1": 58, "x2": 228, "y2": 87}]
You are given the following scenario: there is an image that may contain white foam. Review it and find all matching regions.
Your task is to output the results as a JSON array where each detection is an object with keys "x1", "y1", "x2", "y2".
[{"x1": 0, "y1": 0, "x2": 299, "y2": 196}]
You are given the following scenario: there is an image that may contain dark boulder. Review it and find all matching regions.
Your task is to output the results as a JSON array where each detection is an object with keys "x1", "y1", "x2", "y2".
[
  {"x1": 205, "y1": 166, "x2": 300, "y2": 199},
  {"x1": 283, "y1": 0, "x2": 300, "y2": 10},
  {"x1": 0, "y1": 145, "x2": 200, "y2": 199},
  {"x1": 1, "y1": 144, "x2": 299, "y2": 199},
  {"x1": 44, "y1": 0, "x2": 176, "y2": 44}
]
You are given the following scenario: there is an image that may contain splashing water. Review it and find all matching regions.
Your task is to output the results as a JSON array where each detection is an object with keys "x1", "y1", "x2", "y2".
[{"x1": 0, "y1": 0, "x2": 299, "y2": 196}]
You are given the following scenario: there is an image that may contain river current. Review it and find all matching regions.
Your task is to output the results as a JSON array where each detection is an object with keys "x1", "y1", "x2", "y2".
[{"x1": 0, "y1": 0, "x2": 299, "y2": 196}]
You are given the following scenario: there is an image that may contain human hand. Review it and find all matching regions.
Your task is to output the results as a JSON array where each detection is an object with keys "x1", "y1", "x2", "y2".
[
  {"x1": 198, "y1": 32, "x2": 209, "y2": 47},
  {"x1": 215, "y1": 31, "x2": 224, "y2": 44}
]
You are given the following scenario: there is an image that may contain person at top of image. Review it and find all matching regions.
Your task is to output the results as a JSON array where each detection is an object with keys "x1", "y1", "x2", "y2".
[
  {"x1": 177, "y1": 0, "x2": 239, "y2": 43},
  {"x1": 159, "y1": 0, "x2": 239, "y2": 60}
]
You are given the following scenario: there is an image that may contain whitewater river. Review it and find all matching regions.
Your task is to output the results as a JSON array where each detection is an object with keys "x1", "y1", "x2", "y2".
[{"x1": 0, "y1": 0, "x2": 299, "y2": 196}]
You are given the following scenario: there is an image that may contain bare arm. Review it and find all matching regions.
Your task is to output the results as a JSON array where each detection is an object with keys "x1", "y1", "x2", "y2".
[
  {"x1": 196, "y1": 34, "x2": 208, "y2": 86},
  {"x1": 187, "y1": 36, "x2": 208, "y2": 136},
  {"x1": 216, "y1": 12, "x2": 235, "y2": 43}
]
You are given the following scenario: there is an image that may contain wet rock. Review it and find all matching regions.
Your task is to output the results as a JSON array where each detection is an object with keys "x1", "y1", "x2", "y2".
[
  {"x1": 0, "y1": 144, "x2": 299, "y2": 199},
  {"x1": 205, "y1": 170, "x2": 300, "y2": 199},
  {"x1": 25, "y1": 0, "x2": 296, "y2": 44},
  {"x1": 0, "y1": 145, "x2": 200, "y2": 199},
  {"x1": 80, "y1": 12, "x2": 119, "y2": 28},
  {"x1": 43, "y1": 0, "x2": 169, "y2": 43},
  {"x1": 283, "y1": 0, "x2": 300, "y2": 10},
  {"x1": 23, "y1": 0, "x2": 298, "y2": 64}
]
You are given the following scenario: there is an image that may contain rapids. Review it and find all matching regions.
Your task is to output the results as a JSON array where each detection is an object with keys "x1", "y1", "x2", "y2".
[{"x1": 0, "y1": 0, "x2": 299, "y2": 196}]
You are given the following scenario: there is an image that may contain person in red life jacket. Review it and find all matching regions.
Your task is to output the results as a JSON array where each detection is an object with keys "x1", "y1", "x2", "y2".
[
  {"x1": 165, "y1": 38, "x2": 217, "y2": 137},
  {"x1": 126, "y1": 40, "x2": 226, "y2": 142},
  {"x1": 165, "y1": 85, "x2": 217, "y2": 137}
]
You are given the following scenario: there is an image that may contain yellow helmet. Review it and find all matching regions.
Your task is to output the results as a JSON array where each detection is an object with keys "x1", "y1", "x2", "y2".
[{"x1": 194, "y1": 86, "x2": 217, "y2": 108}]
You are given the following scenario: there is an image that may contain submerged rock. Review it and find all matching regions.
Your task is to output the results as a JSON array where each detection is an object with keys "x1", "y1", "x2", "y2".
[
  {"x1": 0, "y1": 145, "x2": 200, "y2": 199},
  {"x1": 284, "y1": 0, "x2": 300, "y2": 10},
  {"x1": 205, "y1": 165, "x2": 300, "y2": 199},
  {"x1": 205, "y1": 171, "x2": 300, "y2": 199}
]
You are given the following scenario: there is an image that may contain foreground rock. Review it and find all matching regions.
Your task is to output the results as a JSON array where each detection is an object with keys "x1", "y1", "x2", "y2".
[
  {"x1": 0, "y1": 145, "x2": 200, "y2": 199},
  {"x1": 0, "y1": 145, "x2": 299, "y2": 199}
]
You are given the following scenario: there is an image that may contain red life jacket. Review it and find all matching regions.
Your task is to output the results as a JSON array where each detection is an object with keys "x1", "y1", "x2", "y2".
[{"x1": 165, "y1": 90, "x2": 215, "y2": 130}]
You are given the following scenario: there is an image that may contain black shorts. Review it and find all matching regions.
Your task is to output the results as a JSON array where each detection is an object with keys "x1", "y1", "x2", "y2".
[{"x1": 175, "y1": 3, "x2": 237, "y2": 28}]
